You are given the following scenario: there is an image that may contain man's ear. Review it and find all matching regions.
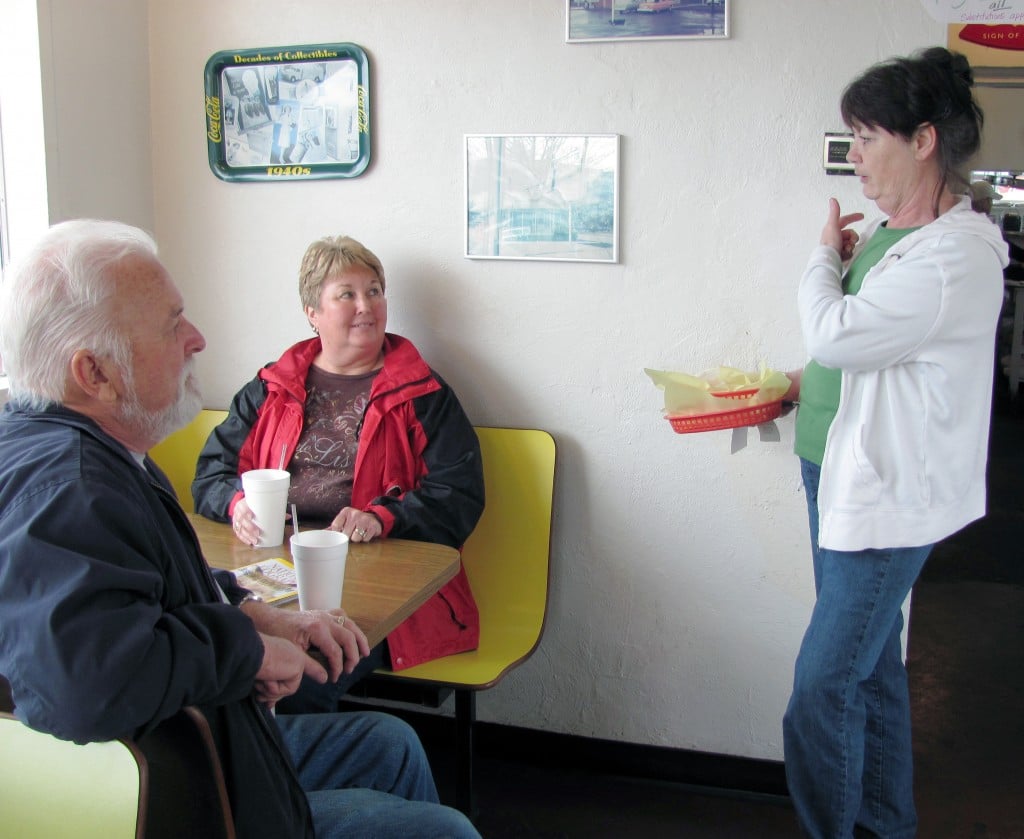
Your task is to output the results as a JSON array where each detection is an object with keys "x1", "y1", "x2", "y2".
[{"x1": 69, "y1": 350, "x2": 121, "y2": 404}]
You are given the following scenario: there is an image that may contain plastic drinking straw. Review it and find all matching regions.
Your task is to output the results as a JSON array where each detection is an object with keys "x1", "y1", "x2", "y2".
[
  {"x1": 291, "y1": 504, "x2": 299, "y2": 535},
  {"x1": 278, "y1": 444, "x2": 287, "y2": 471}
]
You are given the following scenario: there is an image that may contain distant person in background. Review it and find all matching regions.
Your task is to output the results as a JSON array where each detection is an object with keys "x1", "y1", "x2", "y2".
[
  {"x1": 970, "y1": 180, "x2": 1024, "y2": 270},
  {"x1": 966, "y1": 179, "x2": 1023, "y2": 267},
  {"x1": 192, "y1": 235, "x2": 484, "y2": 710},
  {"x1": 968, "y1": 179, "x2": 1001, "y2": 216},
  {"x1": 782, "y1": 48, "x2": 1008, "y2": 839}
]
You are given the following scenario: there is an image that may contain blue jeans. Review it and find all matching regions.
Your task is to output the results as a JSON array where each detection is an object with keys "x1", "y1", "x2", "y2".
[
  {"x1": 276, "y1": 711, "x2": 479, "y2": 839},
  {"x1": 784, "y1": 459, "x2": 932, "y2": 839}
]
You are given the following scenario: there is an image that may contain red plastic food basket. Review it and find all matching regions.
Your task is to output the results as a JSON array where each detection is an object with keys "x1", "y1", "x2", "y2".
[{"x1": 666, "y1": 398, "x2": 783, "y2": 434}]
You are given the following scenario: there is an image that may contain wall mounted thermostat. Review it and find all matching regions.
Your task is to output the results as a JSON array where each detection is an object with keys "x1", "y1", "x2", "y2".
[{"x1": 823, "y1": 132, "x2": 855, "y2": 175}]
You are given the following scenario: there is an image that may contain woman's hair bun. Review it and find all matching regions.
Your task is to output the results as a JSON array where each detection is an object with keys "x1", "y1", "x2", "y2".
[{"x1": 921, "y1": 45, "x2": 974, "y2": 88}]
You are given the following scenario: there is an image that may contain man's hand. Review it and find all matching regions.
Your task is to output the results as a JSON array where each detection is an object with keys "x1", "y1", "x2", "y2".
[
  {"x1": 820, "y1": 197, "x2": 864, "y2": 261},
  {"x1": 242, "y1": 601, "x2": 370, "y2": 684},
  {"x1": 254, "y1": 633, "x2": 319, "y2": 708}
]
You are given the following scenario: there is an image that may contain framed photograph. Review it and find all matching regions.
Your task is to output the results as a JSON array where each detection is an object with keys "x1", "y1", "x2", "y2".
[
  {"x1": 465, "y1": 134, "x2": 619, "y2": 263},
  {"x1": 566, "y1": 0, "x2": 729, "y2": 44},
  {"x1": 204, "y1": 43, "x2": 370, "y2": 182}
]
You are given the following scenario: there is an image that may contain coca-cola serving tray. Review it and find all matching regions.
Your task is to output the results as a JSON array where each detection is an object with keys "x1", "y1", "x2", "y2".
[{"x1": 204, "y1": 42, "x2": 371, "y2": 182}]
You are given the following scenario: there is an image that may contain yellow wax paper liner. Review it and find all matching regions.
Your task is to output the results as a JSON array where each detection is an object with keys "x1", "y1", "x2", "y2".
[{"x1": 644, "y1": 364, "x2": 791, "y2": 416}]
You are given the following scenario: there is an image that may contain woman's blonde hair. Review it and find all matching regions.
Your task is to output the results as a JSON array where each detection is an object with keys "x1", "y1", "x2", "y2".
[{"x1": 298, "y1": 236, "x2": 385, "y2": 311}]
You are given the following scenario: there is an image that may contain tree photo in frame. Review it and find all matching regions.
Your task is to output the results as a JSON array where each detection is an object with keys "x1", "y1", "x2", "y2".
[
  {"x1": 204, "y1": 42, "x2": 371, "y2": 182},
  {"x1": 566, "y1": 0, "x2": 729, "y2": 43},
  {"x1": 465, "y1": 134, "x2": 620, "y2": 263}
]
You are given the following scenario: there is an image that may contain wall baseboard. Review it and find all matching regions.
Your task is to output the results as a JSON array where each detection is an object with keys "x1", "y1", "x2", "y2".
[
  {"x1": 478, "y1": 721, "x2": 789, "y2": 799},
  {"x1": 340, "y1": 700, "x2": 789, "y2": 800}
]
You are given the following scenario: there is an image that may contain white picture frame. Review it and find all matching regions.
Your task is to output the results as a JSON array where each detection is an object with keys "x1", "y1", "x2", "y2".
[
  {"x1": 465, "y1": 134, "x2": 620, "y2": 263},
  {"x1": 566, "y1": 0, "x2": 729, "y2": 44}
]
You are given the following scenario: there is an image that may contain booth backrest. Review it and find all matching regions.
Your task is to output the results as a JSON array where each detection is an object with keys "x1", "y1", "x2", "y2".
[
  {"x1": 148, "y1": 409, "x2": 228, "y2": 512},
  {"x1": 425, "y1": 425, "x2": 555, "y2": 686}
]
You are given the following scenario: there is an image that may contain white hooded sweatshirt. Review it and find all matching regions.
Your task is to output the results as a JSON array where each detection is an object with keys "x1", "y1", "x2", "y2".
[{"x1": 798, "y1": 196, "x2": 1009, "y2": 551}]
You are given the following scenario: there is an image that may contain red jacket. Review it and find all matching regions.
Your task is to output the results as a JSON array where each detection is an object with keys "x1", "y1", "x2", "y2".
[{"x1": 193, "y1": 335, "x2": 484, "y2": 669}]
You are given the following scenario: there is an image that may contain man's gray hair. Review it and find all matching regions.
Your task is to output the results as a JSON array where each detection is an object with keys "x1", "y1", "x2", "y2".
[{"x1": 0, "y1": 219, "x2": 158, "y2": 409}]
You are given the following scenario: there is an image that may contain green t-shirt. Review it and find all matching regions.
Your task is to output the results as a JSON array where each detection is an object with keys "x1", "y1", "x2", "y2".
[{"x1": 793, "y1": 224, "x2": 918, "y2": 465}]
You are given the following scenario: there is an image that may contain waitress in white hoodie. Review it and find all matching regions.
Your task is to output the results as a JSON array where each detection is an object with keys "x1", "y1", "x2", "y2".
[{"x1": 783, "y1": 47, "x2": 1008, "y2": 839}]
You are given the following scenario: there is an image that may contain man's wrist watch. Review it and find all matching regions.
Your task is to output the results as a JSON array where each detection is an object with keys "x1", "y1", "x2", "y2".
[{"x1": 239, "y1": 592, "x2": 263, "y2": 607}]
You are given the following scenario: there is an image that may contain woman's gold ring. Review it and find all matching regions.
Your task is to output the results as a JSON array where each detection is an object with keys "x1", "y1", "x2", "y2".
[
  {"x1": 336, "y1": 615, "x2": 346, "y2": 627},
  {"x1": 356, "y1": 528, "x2": 366, "y2": 538}
]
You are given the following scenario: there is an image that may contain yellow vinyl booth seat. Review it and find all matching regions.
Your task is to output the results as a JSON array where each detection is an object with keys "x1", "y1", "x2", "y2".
[
  {"x1": 378, "y1": 426, "x2": 555, "y2": 686},
  {"x1": 350, "y1": 426, "x2": 557, "y2": 817}
]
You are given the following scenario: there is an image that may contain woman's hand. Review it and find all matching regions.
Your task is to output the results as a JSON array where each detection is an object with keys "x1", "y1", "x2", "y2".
[
  {"x1": 821, "y1": 197, "x2": 864, "y2": 261},
  {"x1": 783, "y1": 368, "x2": 803, "y2": 403},
  {"x1": 231, "y1": 498, "x2": 261, "y2": 546},
  {"x1": 329, "y1": 507, "x2": 383, "y2": 543}
]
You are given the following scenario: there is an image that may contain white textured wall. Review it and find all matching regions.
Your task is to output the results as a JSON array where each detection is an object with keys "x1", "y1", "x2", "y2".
[
  {"x1": 141, "y1": 1, "x2": 944, "y2": 760},
  {"x1": 35, "y1": 0, "x2": 154, "y2": 230}
]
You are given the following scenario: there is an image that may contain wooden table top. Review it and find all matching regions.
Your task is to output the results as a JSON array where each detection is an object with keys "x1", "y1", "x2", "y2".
[{"x1": 189, "y1": 513, "x2": 461, "y2": 648}]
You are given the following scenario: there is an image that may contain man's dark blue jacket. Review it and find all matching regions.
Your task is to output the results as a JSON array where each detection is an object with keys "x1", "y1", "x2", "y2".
[{"x1": 0, "y1": 402, "x2": 313, "y2": 837}]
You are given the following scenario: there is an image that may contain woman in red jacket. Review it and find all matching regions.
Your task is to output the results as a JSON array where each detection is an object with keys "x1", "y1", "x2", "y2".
[{"x1": 193, "y1": 236, "x2": 485, "y2": 709}]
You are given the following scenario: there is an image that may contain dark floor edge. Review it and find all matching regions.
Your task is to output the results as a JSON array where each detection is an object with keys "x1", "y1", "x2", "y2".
[
  {"x1": 340, "y1": 701, "x2": 789, "y2": 799},
  {"x1": 477, "y1": 719, "x2": 790, "y2": 799}
]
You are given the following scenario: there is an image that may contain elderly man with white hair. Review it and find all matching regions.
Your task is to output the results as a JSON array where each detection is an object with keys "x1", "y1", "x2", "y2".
[{"x1": 0, "y1": 219, "x2": 479, "y2": 839}]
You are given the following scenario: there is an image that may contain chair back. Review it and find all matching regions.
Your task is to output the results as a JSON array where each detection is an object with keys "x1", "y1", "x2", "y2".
[
  {"x1": 137, "y1": 707, "x2": 236, "y2": 839},
  {"x1": 0, "y1": 711, "x2": 147, "y2": 839},
  {"x1": 464, "y1": 426, "x2": 556, "y2": 681},
  {"x1": 149, "y1": 410, "x2": 228, "y2": 512},
  {"x1": 0, "y1": 696, "x2": 235, "y2": 839}
]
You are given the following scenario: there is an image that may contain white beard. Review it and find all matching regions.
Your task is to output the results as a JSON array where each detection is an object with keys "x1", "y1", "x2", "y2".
[{"x1": 119, "y1": 360, "x2": 203, "y2": 447}]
